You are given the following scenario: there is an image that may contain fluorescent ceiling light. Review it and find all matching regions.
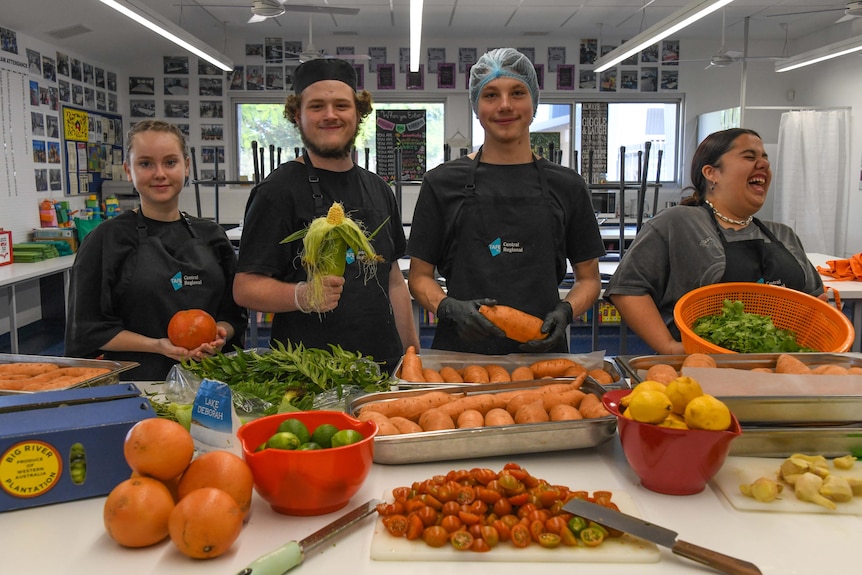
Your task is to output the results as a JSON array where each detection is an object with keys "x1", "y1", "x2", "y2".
[
  {"x1": 410, "y1": 0, "x2": 423, "y2": 72},
  {"x1": 593, "y1": 0, "x2": 735, "y2": 73},
  {"x1": 100, "y1": 0, "x2": 233, "y2": 71},
  {"x1": 775, "y1": 35, "x2": 862, "y2": 72}
]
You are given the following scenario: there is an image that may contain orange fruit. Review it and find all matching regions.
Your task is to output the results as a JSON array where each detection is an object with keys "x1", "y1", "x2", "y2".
[
  {"x1": 169, "y1": 487, "x2": 243, "y2": 559},
  {"x1": 177, "y1": 450, "x2": 254, "y2": 518},
  {"x1": 103, "y1": 476, "x2": 175, "y2": 548},
  {"x1": 132, "y1": 469, "x2": 183, "y2": 502},
  {"x1": 124, "y1": 418, "x2": 195, "y2": 481},
  {"x1": 167, "y1": 309, "x2": 218, "y2": 349}
]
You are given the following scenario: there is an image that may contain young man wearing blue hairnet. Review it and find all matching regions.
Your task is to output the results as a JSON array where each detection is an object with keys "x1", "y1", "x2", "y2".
[{"x1": 407, "y1": 48, "x2": 605, "y2": 354}]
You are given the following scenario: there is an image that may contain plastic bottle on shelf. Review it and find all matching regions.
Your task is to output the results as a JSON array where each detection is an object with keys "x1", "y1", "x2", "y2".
[
  {"x1": 39, "y1": 200, "x2": 58, "y2": 227},
  {"x1": 85, "y1": 194, "x2": 103, "y2": 220}
]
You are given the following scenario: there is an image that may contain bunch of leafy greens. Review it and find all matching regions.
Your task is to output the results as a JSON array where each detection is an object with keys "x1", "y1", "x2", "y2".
[
  {"x1": 178, "y1": 340, "x2": 393, "y2": 414},
  {"x1": 692, "y1": 299, "x2": 814, "y2": 353}
]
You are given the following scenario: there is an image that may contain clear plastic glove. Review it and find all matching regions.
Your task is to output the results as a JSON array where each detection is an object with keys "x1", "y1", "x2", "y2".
[
  {"x1": 436, "y1": 297, "x2": 506, "y2": 342},
  {"x1": 520, "y1": 300, "x2": 573, "y2": 352}
]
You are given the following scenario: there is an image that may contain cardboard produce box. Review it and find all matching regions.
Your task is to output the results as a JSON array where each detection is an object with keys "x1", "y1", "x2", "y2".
[{"x1": 0, "y1": 383, "x2": 155, "y2": 512}]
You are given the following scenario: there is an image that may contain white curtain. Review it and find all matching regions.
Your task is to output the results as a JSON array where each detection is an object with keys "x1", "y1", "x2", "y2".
[{"x1": 773, "y1": 109, "x2": 850, "y2": 256}]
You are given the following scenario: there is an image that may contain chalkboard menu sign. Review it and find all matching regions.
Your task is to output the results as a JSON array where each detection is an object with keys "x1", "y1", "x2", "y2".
[{"x1": 375, "y1": 109, "x2": 426, "y2": 183}]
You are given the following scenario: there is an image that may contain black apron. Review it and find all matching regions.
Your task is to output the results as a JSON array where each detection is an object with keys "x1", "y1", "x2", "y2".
[
  {"x1": 107, "y1": 210, "x2": 227, "y2": 380},
  {"x1": 432, "y1": 148, "x2": 567, "y2": 354},
  {"x1": 708, "y1": 206, "x2": 807, "y2": 289},
  {"x1": 269, "y1": 157, "x2": 403, "y2": 372}
]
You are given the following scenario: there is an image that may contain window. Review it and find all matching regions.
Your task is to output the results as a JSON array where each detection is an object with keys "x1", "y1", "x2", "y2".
[
  {"x1": 472, "y1": 100, "x2": 680, "y2": 185},
  {"x1": 233, "y1": 99, "x2": 445, "y2": 181}
]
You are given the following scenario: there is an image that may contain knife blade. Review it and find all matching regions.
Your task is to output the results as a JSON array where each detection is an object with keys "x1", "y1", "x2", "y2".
[
  {"x1": 236, "y1": 498, "x2": 381, "y2": 575},
  {"x1": 563, "y1": 498, "x2": 762, "y2": 575}
]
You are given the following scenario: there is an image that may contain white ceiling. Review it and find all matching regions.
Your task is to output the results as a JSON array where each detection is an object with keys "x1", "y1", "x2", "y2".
[{"x1": 3, "y1": 1, "x2": 859, "y2": 67}]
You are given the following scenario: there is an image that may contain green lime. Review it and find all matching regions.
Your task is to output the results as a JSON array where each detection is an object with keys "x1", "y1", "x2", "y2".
[
  {"x1": 266, "y1": 431, "x2": 301, "y2": 450},
  {"x1": 255, "y1": 442, "x2": 267, "y2": 452},
  {"x1": 310, "y1": 423, "x2": 340, "y2": 448},
  {"x1": 297, "y1": 442, "x2": 322, "y2": 451},
  {"x1": 277, "y1": 418, "x2": 311, "y2": 445},
  {"x1": 331, "y1": 429, "x2": 364, "y2": 448}
]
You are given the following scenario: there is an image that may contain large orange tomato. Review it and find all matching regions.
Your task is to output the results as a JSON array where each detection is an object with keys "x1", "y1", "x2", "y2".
[{"x1": 167, "y1": 309, "x2": 217, "y2": 349}]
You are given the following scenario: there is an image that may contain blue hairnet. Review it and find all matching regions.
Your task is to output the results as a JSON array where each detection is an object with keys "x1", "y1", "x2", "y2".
[{"x1": 469, "y1": 48, "x2": 539, "y2": 117}]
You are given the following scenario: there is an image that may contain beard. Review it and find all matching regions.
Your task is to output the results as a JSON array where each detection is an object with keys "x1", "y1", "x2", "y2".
[{"x1": 297, "y1": 123, "x2": 358, "y2": 160}]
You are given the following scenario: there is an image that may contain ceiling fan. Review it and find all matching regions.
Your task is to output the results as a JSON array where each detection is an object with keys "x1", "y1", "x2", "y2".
[
  {"x1": 285, "y1": 17, "x2": 370, "y2": 63},
  {"x1": 679, "y1": 9, "x2": 781, "y2": 70},
  {"x1": 766, "y1": 1, "x2": 862, "y2": 24},
  {"x1": 186, "y1": 1, "x2": 360, "y2": 24}
]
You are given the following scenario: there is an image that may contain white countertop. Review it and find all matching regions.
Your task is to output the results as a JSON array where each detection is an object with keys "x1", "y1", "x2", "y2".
[{"x1": 0, "y1": 254, "x2": 76, "y2": 288}]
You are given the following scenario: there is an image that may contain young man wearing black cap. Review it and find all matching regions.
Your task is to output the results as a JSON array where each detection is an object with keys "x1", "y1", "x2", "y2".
[
  {"x1": 407, "y1": 48, "x2": 605, "y2": 355},
  {"x1": 234, "y1": 58, "x2": 419, "y2": 372}
]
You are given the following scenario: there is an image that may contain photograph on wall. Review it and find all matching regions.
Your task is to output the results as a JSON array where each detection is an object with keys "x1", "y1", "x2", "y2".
[
  {"x1": 49, "y1": 169, "x2": 62, "y2": 191},
  {"x1": 600, "y1": 69, "x2": 617, "y2": 92},
  {"x1": 42, "y1": 56, "x2": 56, "y2": 82},
  {"x1": 265, "y1": 37, "x2": 283, "y2": 63},
  {"x1": 265, "y1": 65, "x2": 284, "y2": 90},
  {"x1": 399, "y1": 47, "x2": 410, "y2": 73},
  {"x1": 246, "y1": 65, "x2": 264, "y2": 90},
  {"x1": 35, "y1": 169, "x2": 48, "y2": 192},
  {"x1": 29, "y1": 80, "x2": 39, "y2": 106},
  {"x1": 662, "y1": 40, "x2": 679, "y2": 65},
  {"x1": 661, "y1": 69, "x2": 679, "y2": 90},
  {"x1": 1, "y1": 27, "x2": 18, "y2": 54},
  {"x1": 84, "y1": 87, "x2": 95, "y2": 109},
  {"x1": 33, "y1": 140, "x2": 46, "y2": 163},
  {"x1": 200, "y1": 146, "x2": 225, "y2": 164},
  {"x1": 285, "y1": 64, "x2": 297, "y2": 90},
  {"x1": 580, "y1": 39, "x2": 597, "y2": 64},
  {"x1": 70, "y1": 57, "x2": 82, "y2": 81},
  {"x1": 406, "y1": 65, "x2": 424, "y2": 90},
  {"x1": 130, "y1": 99, "x2": 155, "y2": 118},
  {"x1": 164, "y1": 56, "x2": 189, "y2": 74},
  {"x1": 337, "y1": 46, "x2": 356, "y2": 57},
  {"x1": 95, "y1": 67, "x2": 105, "y2": 88},
  {"x1": 534, "y1": 64, "x2": 544, "y2": 90},
  {"x1": 246, "y1": 43, "x2": 263, "y2": 57},
  {"x1": 548, "y1": 46, "x2": 566, "y2": 72},
  {"x1": 201, "y1": 169, "x2": 226, "y2": 181},
  {"x1": 556, "y1": 64, "x2": 575, "y2": 90},
  {"x1": 601, "y1": 44, "x2": 616, "y2": 59},
  {"x1": 129, "y1": 76, "x2": 155, "y2": 95},
  {"x1": 96, "y1": 90, "x2": 106, "y2": 111},
  {"x1": 47, "y1": 141, "x2": 61, "y2": 163},
  {"x1": 83, "y1": 62, "x2": 94, "y2": 84},
  {"x1": 198, "y1": 59, "x2": 220, "y2": 75},
  {"x1": 200, "y1": 100, "x2": 224, "y2": 118},
  {"x1": 620, "y1": 70, "x2": 638, "y2": 91},
  {"x1": 427, "y1": 47, "x2": 445, "y2": 73},
  {"x1": 107, "y1": 71, "x2": 117, "y2": 92},
  {"x1": 164, "y1": 77, "x2": 189, "y2": 95},
  {"x1": 72, "y1": 84, "x2": 84, "y2": 106},
  {"x1": 165, "y1": 100, "x2": 189, "y2": 119},
  {"x1": 458, "y1": 47, "x2": 477, "y2": 72},
  {"x1": 46, "y1": 115, "x2": 59, "y2": 139},
  {"x1": 31, "y1": 112, "x2": 45, "y2": 136},
  {"x1": 202, "y1": 124, "x2": 223, "y2": 141},
  {"x1": 353, "y1": 64, "x2": 365, "y2": 90},
  {"x1": 58, "y1": 79, "x2": 70, "y2": 103},
  {"x1": 56, "y1": 52, "x2": 69, "y2": 76},
  {"x1": 368, "y1": 47, "x2": 387, "y2": 72},
  {"x1": 377, "y1": 63, "x2": 395, "y2": 89},
  {"x1": 641, "y1": 43, "x2": 659, "y2": 63},
  {"x1": 640, "y1": 67, "x2": 658, "y2": 92},
  {"x1": 49, "y1": 87, "x2": 59, "y2": 111},
  {"x1": 284, "y1": 40, "x2": 302, "y2": 59},
  {"x1": 27, "y1": 48, "x2": 41, "y2": 74},
  {"x1": 40, "y1": 86, "x2": 50, "y2": 106},
  {"x1": 176, "y1": 123, "x2": 190, "y2": 137},
  {"x1": 108, "y1": 93, "x2": 117, "y2": 113},
  {"x1": 530, "y1": 132, "x2": 560, "y2": 161},
  {"x1": 200, "y1": 78, "x2": 223, "y2": 96},
  {"x1": 437, "y1": 63, "x2": 456, "y2": 88},
  {"x1": 229, "y1": 67, "x2": 244, "y2": 90},
  {"x1": 517, "y1": 47, "x2": 536, "y2": 63}
]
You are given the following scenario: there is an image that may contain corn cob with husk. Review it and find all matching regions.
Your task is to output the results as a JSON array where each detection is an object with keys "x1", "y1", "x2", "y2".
[{"x1": 281, "y1": 202, "x2": 387, "y2": 311}]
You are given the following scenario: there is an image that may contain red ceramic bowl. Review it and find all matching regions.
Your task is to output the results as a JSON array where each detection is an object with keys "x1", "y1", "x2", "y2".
[
  {"x1": 237, "y1": 411, "x2": 377, "y2": 515},
  {"x1": 602, "y1": 389, "x2": 741, "y2": 495}
]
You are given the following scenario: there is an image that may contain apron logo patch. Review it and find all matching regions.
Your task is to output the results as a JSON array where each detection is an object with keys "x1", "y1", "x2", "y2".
[
  {"x1": 170, "y1": 272, "x2": 183, "y2": 291},
  {"x1": 488, "y1": 238, "x2": 502, "y2": 257},
  {"x1": 488, "y1": 237, "x2": 525, "y2": 256},
  {"x1": 170, "y1": 272, "x2": 203, "y2": 291}
]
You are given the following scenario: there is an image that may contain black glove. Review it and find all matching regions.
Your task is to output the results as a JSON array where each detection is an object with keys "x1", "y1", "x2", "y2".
[
  {"x1": 520, "y1": 300, "x2": 574, "y2": 352},
  {"x1": 436, "y1": 297, "x2": 506, "y2": 342}
]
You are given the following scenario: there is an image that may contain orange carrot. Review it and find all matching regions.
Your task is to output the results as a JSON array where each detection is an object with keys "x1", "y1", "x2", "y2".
[
  {"x1": 422, "y1": 368, "x2": 445, "y2": 383},
  {"x1": 418, "y1": 408, "x2": 456, "y2": 431},
  {"x1": 456, "y1": 409, "x2": 486, "y2": 429},
  {"x1": 460, "y1": 365, "x2": 491, "y2": 384},
  {"x1": 513, "y1": 400, "x2": 550, "y2": 424},
  {"x1": 478, "y1": 305, "x2": 547, "y2": 343},
  {"x1": 484, "y1": 408, "x2": 516, "y2": 427},
  {"x1": 439, "y1": 366, "x2": 465, "y2": 384},
  {"x1": 399, "y1": 346, "x2": 425, "y2": 382},
  {"x1": 510, "y1": 366, "x2": 535, "y2": 381},
  {"x1": 485, "y1": 364, "x2": 512, "y2": 383}
]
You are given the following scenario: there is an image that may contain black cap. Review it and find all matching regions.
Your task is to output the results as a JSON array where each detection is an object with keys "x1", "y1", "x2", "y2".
[{"x1": 293, "y1": 58, "x2": 357, "y2": 95}]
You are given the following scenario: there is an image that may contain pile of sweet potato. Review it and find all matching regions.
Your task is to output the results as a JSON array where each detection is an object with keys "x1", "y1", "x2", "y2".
[
  {"x1": 356, "y1": 375, "x2": 612, "y2": 435},
  {"x1": 0, "y1": 362, "x2": 110, "y2": 391},
  {"x1": 643, "y1": 353, "x2": 862, "y2": 383}
]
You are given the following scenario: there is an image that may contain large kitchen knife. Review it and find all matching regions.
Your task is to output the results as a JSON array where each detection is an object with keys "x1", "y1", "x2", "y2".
[
  {"x1": 563, "y1": 498, "x2": 762, "y2": 575},
  {"x1": 237, "y1": 498, "x2": 381, "y2": 575}
]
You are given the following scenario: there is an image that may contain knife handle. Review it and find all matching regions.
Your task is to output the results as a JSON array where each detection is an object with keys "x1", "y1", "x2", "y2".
[
  {"x1": 673, "y1": 540, "x2": 762, "y2": 575},
  {"x1": 238, "y1": 541, "x2": 302, "y2": 575}
]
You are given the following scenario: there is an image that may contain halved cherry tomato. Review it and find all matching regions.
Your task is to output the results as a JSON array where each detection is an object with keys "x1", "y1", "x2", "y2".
[
  {"x1": 529, "y1": 519, "x2": 546, "y2": 543},
  {"x1": 375, "y1": 501, "x2": 405, "y2": 517},
  {"x1": 440, "y1": 514, "x2": 463, "y2": 533},
  {"x1": 544, "y1": 515, "x2": 568, "y2": 535},
  {"x1": 450, "y1": 530, "x2": 474, "y2": 551},
  {"x1": 580, "y1": 526, "x2": 605, "y2": 547},
  {"x1": 422, "y1": 525, "x2": 449, "y2": 548},
  {"x1": 406, "y1": 513, "x2": 424, "y2": 540},
  {"x1": 470, "y1": 468, "x2": 498, "y2": 485},
  {"x1": 516, "y1": 502, "x2": 537, "y2": 519},
  {"x1": 468, "y1": 500, "x2": 488, "y2": 516},
  {"x1": 510, "y1": 523, "x2": 531, "y2": 548},
  {"x1": 559, "y1": 525, "x2": 579, "y2": 547},
  {"x1": 391, "y1": 487, "x2": 413, "y2": 501},
  {"x1": 404, "y1": 498, "x2": 427, "y2": 514},
  {"x1": 457, "y1": 510, "x2": 481, "y2": 525},
  {"x1": 476, "y1": 486, "x2": 501, "y2": 504},
  {"x1": 537, "y1": 532, "x2": 561, "y2": 548},
  {"x1": 419, "y1": 493, "x2": 443, "y2": 511},
  {"x1": 455, "y1": 485, "x2": 475, "y2": 505},
  {"x1": 471, "y1": 537, "x2": 491, "y2": 552},
  {"x1": 492, "y1": 497, "x2": 512, "y2": 517},
  {"x1": 441, "y1": 501, "x2": 460, "y2": 516},
  {"x1": 491, "y1": 519, "x2": 511, "y2": 542},
  {"x1": 526, "y1": 509, "x2": 550, "y2": 525},
  {"x1": 382, "y1": 514, "x2": 408, "y2": 537},
  {"x1": 507, "y1": 492, "x2": 529, "y2": 506},
  {"x1": 480, "y1": 525, "x2": 500, "y2": 548},
  {"x1": 415, "y1": 505, "x2": 438, "y2": 527}
]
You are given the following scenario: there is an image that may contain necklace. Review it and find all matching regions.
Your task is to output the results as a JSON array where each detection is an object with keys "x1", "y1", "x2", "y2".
[{"x1": 705, "y1": 199, "x2": 752, "y2": 227}]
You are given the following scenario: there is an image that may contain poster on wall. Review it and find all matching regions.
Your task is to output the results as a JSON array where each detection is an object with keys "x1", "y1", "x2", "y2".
[
  {"x1": 581, "y1": 102, "x2": 608, "y2": 183},
  {"x1": 375, "y1": 109, "x2": 426, "y2": 183}
]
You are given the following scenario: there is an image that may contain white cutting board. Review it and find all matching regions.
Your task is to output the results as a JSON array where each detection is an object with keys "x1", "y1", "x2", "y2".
[
  {"x1": 712, "y1": 456, "x2": 862, "y2": 515},
  {"x1": 370, "y1": 490, "x2": 660, "y2": 563}
]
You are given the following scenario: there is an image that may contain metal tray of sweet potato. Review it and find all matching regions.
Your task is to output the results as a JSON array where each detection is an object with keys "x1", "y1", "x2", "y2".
[
  {"x1": 392, "y1": 349, "x2": 625, "y2": 389},
  {"x1": 0, "y1": 353, "x2": 138, "y2": 395},
  {"x1": 615, "y1": 353, "x2": 862, "y2": 425},
  {"x1": 729, "y1": 424, "x2": 862, "y2": 458},
  {"x1": 349, "y1": 377, "x2": 616, "y2": 465}
]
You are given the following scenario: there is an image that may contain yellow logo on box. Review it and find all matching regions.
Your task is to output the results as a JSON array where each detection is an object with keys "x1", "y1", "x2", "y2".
[{"x1": 1, "y1": 441, "x2": 62, "y2": 498}]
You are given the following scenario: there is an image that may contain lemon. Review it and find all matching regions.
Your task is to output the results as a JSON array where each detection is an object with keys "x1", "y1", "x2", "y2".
[
  {"x1": 658, "y1": 413, "x2": 689, "y2": 430},
  {"x1": 684, "y1": 394, "x2": 732, "y2": 431},
  {"x1": 626, "y1": 390, "x2": 673, "y2": 424},
  {"x1": 278, "y1": 418, "x2": 312, "y2": 445},
  {"x1": 665, "y1": 376, "x2": 704, "y2": 415},
  {"x1": 621, "y1": 408, "x2": 634, "y2": 420},
  {"x1": 620, "y1": 380, "x2": 668, "y2": 408}
]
